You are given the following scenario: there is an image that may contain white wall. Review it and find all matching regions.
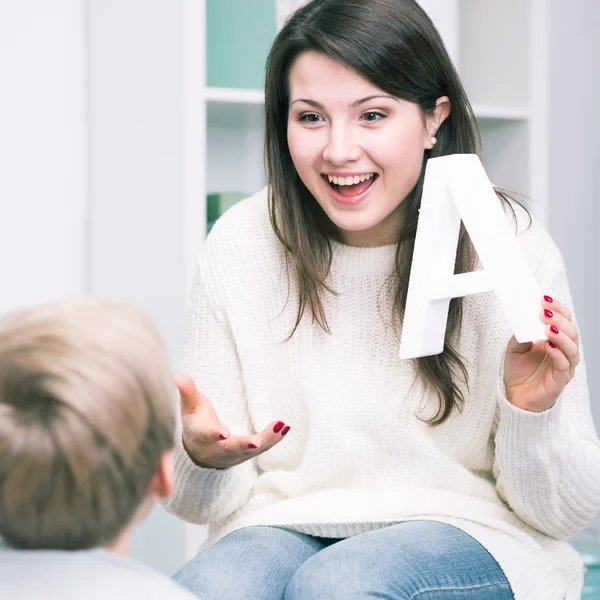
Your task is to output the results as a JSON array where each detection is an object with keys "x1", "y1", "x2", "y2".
[
  {"x1": 0, "y1": 0, "x2": 86, "y2": 315},
  {"x1": 88, "y1": 0, "x2": 188, "y2": 574},
  {"x1": 548, "y1": 0, "x2": 600, "y2": 527},
  {"x1": 548, "y1": 0, "x2": 600, "y2": 430}
]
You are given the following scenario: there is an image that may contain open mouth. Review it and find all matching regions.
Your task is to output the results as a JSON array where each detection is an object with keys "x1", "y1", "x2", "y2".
[{"x1": 323, "y1": 173, "x2": 379, "y2": 198}]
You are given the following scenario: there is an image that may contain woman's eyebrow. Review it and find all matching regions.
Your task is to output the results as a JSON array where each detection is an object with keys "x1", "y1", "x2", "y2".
[{"x1": 289, "y1": 95, "x2": 399, "y2": 109}]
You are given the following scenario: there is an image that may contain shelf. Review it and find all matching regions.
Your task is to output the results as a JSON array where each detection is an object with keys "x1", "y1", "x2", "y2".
[
  {"x1": 473, "y1": 104, "x2": 530, "y2": 121},
  {"x1": 204, "y1": 87, "x2": 264, "y2": 104},
  {"x1": 205, "y1": 87, "x2": 264, "y2": 129}
]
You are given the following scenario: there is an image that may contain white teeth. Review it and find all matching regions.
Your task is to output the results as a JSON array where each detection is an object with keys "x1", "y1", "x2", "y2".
[{"x1": 326, "y1": 173, "x2": 375, "y2": 186}]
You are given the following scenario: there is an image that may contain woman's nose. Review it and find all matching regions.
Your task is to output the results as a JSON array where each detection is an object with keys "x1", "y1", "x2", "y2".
[{"x1": 323, "y1": 127, "x2": 361, "y2": 165}]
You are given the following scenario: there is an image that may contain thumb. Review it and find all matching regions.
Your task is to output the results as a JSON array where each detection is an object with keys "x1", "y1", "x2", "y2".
[
  {"x1": 506, "y1": 335, "x2": 533, "y2": 355},
  {"x1": 174, "y1": 372, "x2": 203, "y2": 414}
]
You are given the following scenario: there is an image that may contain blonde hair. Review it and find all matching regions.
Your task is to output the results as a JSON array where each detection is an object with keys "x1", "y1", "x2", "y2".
[{"x1": 0, "y1": 297, "x2": 176, "y2": 549}]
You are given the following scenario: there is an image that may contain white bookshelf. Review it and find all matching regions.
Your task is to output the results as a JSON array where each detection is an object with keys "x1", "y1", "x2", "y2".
[{"x1": 179, "y1": 0, "x2": 552, "y2": 560}]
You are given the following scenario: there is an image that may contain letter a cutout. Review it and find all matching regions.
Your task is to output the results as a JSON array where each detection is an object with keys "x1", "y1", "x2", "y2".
[{"x1": 399, "y1": 154, "x2": 546, "y2": 359}]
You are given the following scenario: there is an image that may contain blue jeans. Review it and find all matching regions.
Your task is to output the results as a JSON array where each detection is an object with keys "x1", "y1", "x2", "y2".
[{"x1": 173, "y1": 521, "x2": 514, "y2": 599}]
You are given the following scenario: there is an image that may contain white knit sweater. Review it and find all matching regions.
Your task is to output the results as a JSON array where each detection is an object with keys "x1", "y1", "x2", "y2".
[{"x1": 167, "y1": 187, "x2": 600, "y2": 600}]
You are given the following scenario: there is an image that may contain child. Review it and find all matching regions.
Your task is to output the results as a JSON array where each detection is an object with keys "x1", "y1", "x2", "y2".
[{"x1": 0, "y1": 297, "x2": 196, "y2": 600}]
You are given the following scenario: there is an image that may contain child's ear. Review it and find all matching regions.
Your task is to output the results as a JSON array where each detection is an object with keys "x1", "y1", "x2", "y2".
[{"x1": 148, "y1": 450, "x2": 174, "y2": 499}]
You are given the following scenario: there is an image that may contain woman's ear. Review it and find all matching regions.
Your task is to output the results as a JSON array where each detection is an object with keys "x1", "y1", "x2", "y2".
[{"x1": 425, "y1": 96, "x2": 451, "y2": 150}]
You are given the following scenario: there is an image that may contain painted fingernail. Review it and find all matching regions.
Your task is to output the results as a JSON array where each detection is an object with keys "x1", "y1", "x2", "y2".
[
  {"x1": 544, "y1": 309, "x2": 553, "y2": 318},
  {"x1": 273, "y1": 421, "x2": 285, "y2": 433},
  {"x1": 281, "y1": 426, "x2": 291, "y2": 436},
  {"x1": 544, "y1": 295, "x2": 553, "y2": 303},
  {"x1": 550, "y1": 325, "x2": 559, "y2": 334},
  {"x1": 248, "y1": 443, "x2": 258, "y2": 449},
  {"x1": 548, "y1": 341, "x2": 557, "y2": 348},
  {"x1": 218, "y1": 434, "x2": 227, "y2": 440}
]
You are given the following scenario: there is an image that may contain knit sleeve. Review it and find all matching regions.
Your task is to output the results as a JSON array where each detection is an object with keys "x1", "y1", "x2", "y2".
[
  {"x1": 492, "y1": 255, "x2": 600, "y2": 539},
  {"x1": 164, "y1": 261, "x2": 257, "y2": 525}
]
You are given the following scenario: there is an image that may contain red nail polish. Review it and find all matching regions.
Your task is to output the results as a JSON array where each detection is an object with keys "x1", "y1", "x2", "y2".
[
  {"x1": 544, "y1": 309, "x2": 553, "y2": 318},
  {"x1": 544, "y1": 295, "x2": 553, "y2": 303},
  {"x1": 548, "y1": 341, "x2": 557, "y2": 348},
  {"x1": 248, "y1": 443, "x2": 258, "y2": 449},
  {"x1": 218, "y1": 434, "x2": 227, "y2": 440},
  {"x1": 281, "y1": 426, "x2": 291, "y2": 436},
  {"x1": 550, "y1": 325, "x2": 559, "y2": 334},
  {"x1": 273, "y1": 421, "x2": 284, "y2": 433}
]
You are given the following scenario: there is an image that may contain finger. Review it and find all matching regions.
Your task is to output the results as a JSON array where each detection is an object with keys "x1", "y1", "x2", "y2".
[
  {"x1": 174, "y1": 373, "x2": 211, "y2": 415},
  {"x1": 174, "y1": 372, "x2": 199, "y2": 410},
  {"x1": 540, "y1": 307, "x2": 579, "y2": 346},
  {"x1": 247, "y1": 420, "x2": 291, "y2": 452},
  {"x1": 212, "y1": 432, "x2": 268, "y2": 454},
  {"x1": 186, "y1": 433, "x2": 257, "y2": 468},
  {"x1": 192, "y1": 424, "x2": 291, "y2": 469},
  {"x1": 545, "y1": 339, "x2": 571, "y2": 375},
  {"x1": 541, "y1": 295, "x2": 572, "y2": 322},
  {"x1": 546, "y1": 324, "x2": 580, "y2": 369}
]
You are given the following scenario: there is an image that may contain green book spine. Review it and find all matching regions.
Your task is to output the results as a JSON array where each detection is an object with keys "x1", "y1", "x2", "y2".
[{"x1": 207, "y1": 193, "x2": 247, "y2": 232}]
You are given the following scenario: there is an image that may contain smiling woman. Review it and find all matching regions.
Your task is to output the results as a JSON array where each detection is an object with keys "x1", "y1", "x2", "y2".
[
  {"x1": 166, "y1": 1, "x2": 600, "y2": 599},
  {"x1": 286, "y1": 51, "x2": 450, "y2": 245}
]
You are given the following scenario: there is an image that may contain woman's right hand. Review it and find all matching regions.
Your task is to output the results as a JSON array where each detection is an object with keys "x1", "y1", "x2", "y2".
[{"x1": 174, "y1": 373, "x2": 291, "y2": 469}]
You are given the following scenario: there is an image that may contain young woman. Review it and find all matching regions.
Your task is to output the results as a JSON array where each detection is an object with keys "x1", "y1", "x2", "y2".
[{"x1": 166, "y1": 1, "x2": 600, "y2": 598}]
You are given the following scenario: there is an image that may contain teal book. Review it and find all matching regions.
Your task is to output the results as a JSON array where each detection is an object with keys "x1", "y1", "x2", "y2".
[{"x1": 207, "y1": 0, "x2": 277, "y2": 90}]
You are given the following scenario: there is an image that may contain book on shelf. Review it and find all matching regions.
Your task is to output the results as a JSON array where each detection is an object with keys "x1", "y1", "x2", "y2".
[{"x1": 207, "y1": 192, "x2": 248, "y2": 233}]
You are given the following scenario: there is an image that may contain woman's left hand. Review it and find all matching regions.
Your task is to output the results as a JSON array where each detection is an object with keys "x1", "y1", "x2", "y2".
[{"x1": 504, "y1": 295, "x2": 581, "y2": 412}]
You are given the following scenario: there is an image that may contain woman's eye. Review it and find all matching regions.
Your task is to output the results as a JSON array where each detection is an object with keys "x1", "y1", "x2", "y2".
[
  {"x1": 362, "y1": 111, "x2": 386, "y2": 123},
  {"x1": 298, "y1": 113, "x2": 324, "y2": 123}
]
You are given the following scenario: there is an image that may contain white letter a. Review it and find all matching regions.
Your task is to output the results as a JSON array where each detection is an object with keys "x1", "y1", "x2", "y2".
[{"x1": 399, "y1": 154, "x2": 546, "y2": 359}]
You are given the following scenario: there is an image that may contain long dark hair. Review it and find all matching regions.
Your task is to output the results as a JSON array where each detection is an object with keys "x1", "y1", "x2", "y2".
[{"x1": 265, "y1": 0, "x2": 514, "y2": 425}]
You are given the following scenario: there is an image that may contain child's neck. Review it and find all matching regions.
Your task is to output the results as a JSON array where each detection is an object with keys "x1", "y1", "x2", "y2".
[
  {"x1": 104, "y1": 498, "x2": 153, "y2": 557},
  {"x1": 105, "y1": 522, "x2": 134, "y2": 557}
]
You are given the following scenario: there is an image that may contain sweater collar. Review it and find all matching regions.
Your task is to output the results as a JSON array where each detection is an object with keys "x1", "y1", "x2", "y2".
[{"x1": 330, "y1": 240, "x2": 397, "y2": 276}]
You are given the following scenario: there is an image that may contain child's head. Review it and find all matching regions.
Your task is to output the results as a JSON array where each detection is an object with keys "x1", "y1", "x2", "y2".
[
  {"x1": 0, "y1": 298, "x2": 175, "y2": 550},
  {"x1": 265, "y1": 0, "x2": 478, "y2": 246}
]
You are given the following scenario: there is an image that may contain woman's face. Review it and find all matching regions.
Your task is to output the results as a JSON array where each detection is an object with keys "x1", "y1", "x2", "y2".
[{"x1": 287, "y1": 51, "x2": 449, "y2": 247}]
